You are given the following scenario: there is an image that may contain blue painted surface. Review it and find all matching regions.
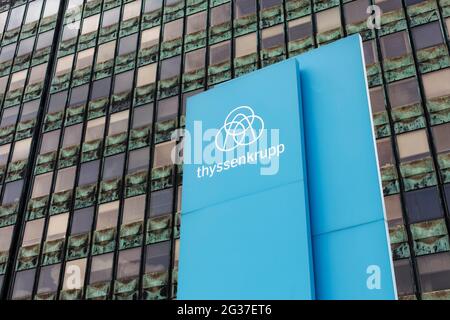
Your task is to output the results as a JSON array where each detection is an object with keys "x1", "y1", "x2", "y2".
[
  {"x1": 295, "y1": 35, "x2": 397, "y2": 299},
  {"x1": 178, "y1": 59, "x2": 315, "y2": 299}
]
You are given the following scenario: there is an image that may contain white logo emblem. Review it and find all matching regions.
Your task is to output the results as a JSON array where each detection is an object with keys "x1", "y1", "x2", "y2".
[{"x1": 215, "y1": 106, "x2": 265, "y2": 152}]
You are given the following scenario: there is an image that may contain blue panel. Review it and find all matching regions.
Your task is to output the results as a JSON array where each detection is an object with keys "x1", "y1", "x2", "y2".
[
  {"x1": 178, "y1": 182, "x2": 314, "y2": 299},
  {"x1": 182, "y1": 59, "x2": 306, "y2": 213},
  {"x1": 295, "y1": 35, "x2": 385, "y2": 235},
  {"x1": 178, "y1": 59, "x2": 314, "y2": 299},
  {"x1": 313, "y1": 220, "x2": 397, "y2": 300},
  {"x1": 295, "y1": 35, "x2": 397, "y2": 299}
]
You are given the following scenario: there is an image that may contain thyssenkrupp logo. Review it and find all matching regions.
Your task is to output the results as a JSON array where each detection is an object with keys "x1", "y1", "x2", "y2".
[{"x1": 215, "y1": 106, "x2": 265, "y2": 152}]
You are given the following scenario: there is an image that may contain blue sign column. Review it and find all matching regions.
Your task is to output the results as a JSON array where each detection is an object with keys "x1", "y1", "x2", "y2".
[
  {"x1": 178, "y1": 35, "x2": 397, "y2": 300},
  {"x1": 295, "y1": 35, "x2": 397, "y2": 299},
  {"x1": 178, "y1": 59, "x2": 315, "y2": 299}
]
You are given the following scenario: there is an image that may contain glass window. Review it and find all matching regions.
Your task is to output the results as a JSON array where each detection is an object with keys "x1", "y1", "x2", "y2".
[
  {"x1": 260, "y1": 0, "x2": 281, "y2": 9},
  {"x1": 369, "y1": 86, "x2": 385, "y2": 113},
  {"x1": 160, "y1": 56, "x2": 181, "y2": 81},
  {"x1": 0, "y1": 76, "x2": 8, "y2": 96},
  {"x1": 62, "y1": 21, "x2": 80, "y2": 42},
  {"x1": 71, "y1": 207, "x2": 94, "y2": 235},
  {"x1": 7, "y1": 5, "x2": 26, "y2": 31},
  {"x1": 9, "y1": 70, "x2": 28, "y2": 91},
  {"x1": 12, "y1": 269, "x2": 35, "y2": 300},
  {"x1": 2, "y1": 180, "x2": 24, "y2": 205},
  {"x1": 12, "y1": 138, "x2": 32, "y2": 162},
  {"x1": 153, "y1": 141, "x2": 175, "y2": 167},
  {"x1": 1, "y1": 106, "x2": 19, "y2": 128},
  {"x1": 40, "y1": 130, "x2": 60, "y2": 154},
  {"x1": 75, "y1": 48, "x2": 95, "y2": 71},
  {"x1": 102, "y1": 7, "x2": 120, "y2": 28},
  {"x1": 344, "y1": 0, "x2": 370, "y2": 24},
  {"x1": 235, "y1": 0, "x2": 256, "y2": 18},
  {"x1": 380, "y1": 31, "x2": 411, "y2": 59},
  {"x1": 394, "y1": 259, "x2": 415, "y2": 296},
  {"x1": 288, "y1": 16, "x2": 312, "y2": 42},
  {"x1": 17, "y1": 37, "x2": 35, "y2": 58},
  {"x1": 0, "y1": 144, "x2": 10, "y2": 166},
  {"x1": 133, "y1": 104, "x2": 153, "y2": 128},
  {"x1": 422, "y1": 69, "x2": 450, "y2": 100},
  {"x1": 36, "y1": 30, "x2": 54, "y2": 51},
  {"x1": 417, "y1": 252, "x2": 450, "y2": 293},
  {"x1": 103, "y1": 153, "x2": 125, "y2": 179},
  {"x1": 118, "y1": 33, "x2": 138, "y2": 56},
  {"x1": 412, "y1": 21, "x2": 444, "y2": 50},
  {"x1": 69, "y1": 86, "x2": 89, "y2": 106},
  {"x1": 43, "y1": 0, "x2": 60, "y2": 17},
  {"x1": 404, "y1": 187, "x2": 444, "y2": 223},
  {"x1": 0, "y1": 12, "x2": 7, "y2": 35},
  {"x1": 85, "y1": 117, "x2": 105, "y2": 141},
  {"x1": 67, "y1": 0, "x2": 83, "y2": 10},
  {"x1": 81, "y1": 14, "x2": 100, "y2": 35},
  {"x1": 385, "y1": 194, "x2": 403, "y2": 225},
  {"x1": 55, "y1": 55, "x2": 74, "y2": 76},
  {"x1": 388, "y1": 78, "x2": 421, "y2": 109},
  {"x1": 145, "y1": 0, "x2": 163, "y2": 13},
  {"x1": 117, "y1": 247, "x2": 141, "y2": 279},
  {"x1": 97, "y1": 41, "x2": 116, "y2": 63},
  {"x1": 363, "y1": 40, "x2": 378, "y2": 66},
  {"x1": 22, "y1": 218, "x2": 45, "y2": 247},
  {"x1": 150, "y1": 188, "x2": 173, "y2": 217},
  {"x1": 128, "y1": 147, "x2": 150, "y2": 173},
  {"x1": 54, "y1": 166, "x2": 76, "y2": 192},
  {"x1": 157, "y1": 96, "x2": 178, "y2": 122},
  {"x1": 32, "y1": 172, "x2": 53, "y2": 198},
  {"x1": 37, "y1": 264, "x2": 61, "y2": 294},
  {"x1": 187, "y1": 11, "x2": 206, "y2": 35},
  {"x1": 374, "y1": 0, "x2": 402, "y2": 13},
  {"x1": 69, "y1": 86, "x2": 88, "y2": 105},
  {"x1": 432, "y1": 123, "x2": 450, "y2": 154},
  {"x1": 123, "y1": 0, "x2": 142, "y2": 21},
  {"x1": 210, "y1": 40, "x2": 231, "y2": 66},
  {"x1": 123, "y1": 195, "x2": 146, "y2": 224},
  {"x1": 46, "y1": 213, "x2": 69, "y2": 241},
  {"x1": 20, "y1": 100, "x2": 40, "y2": 123},
  {"x1": 78, "y1": 160, "x2": 100, "y2": 186},
  {"x1": 211, "y1": 3, "x2": 231, "y2": 26},
  {"x1": 184, "y1": 48, "x2": 205, "y2": 73},
  {"x1": 91, "y1": 77, "x2": 111, "y2": 100},
  {"x1": 63, "y1": 258, "x2": 87, "y2": 290},
  {"x1": 396, "y1": 130, "x2": 429, "y2": 161},
  {"x1": 235, "y1": 33, "x2": 257, "y2": 58},
  {"x1": 141, "y1": 27, "x2": 160, "y2": 49},
  {"x1": 48, "y1": 91, "x2": 68, "y2": 114},
  {"x1": 25, "y1": 0, "x2": 44, "y2": 24},
  {"x1": 0, "y1": 225, "x2": 14, "y2": 252},
  {"x1": 114, "y1": 70, "x2": 134, "y2": 94},
  {"x1": 163, "y1": 19, "x2": 183, "y2": 42},
  {"x1": 62, "y1": 124, "x2": 83, "y2": 147},
  {"x1": 108, "y1": 110, "x2": 129, "y2": 136},
  {"x1": 376, "y1": 138, "x2": 394, "y2": 167},
  {"x1": 261, "y1": 25, "x2": 284, "y2": 50},
  {"x1": 0, "y1": 43, "x2": 17, "y2": 63},
  {"x1": 145, "y1": 241, "x2": 171, "y2": 273},
  {"x1": 96, "y1": 201, "x2": 119, "y2": 230},
  {"x1": 316, "y1": 7, "x2": 341, "y2": 33},
  {"x1": 137, "y1": 63, "x2": 157, "y2": 87},
  {"x1": 89, "y1": 253, "x2": 114, "y2": 284}
]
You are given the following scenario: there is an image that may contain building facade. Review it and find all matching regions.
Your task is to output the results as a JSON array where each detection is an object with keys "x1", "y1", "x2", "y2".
[{"x1": 0, "y1": 0, "x2": 449, "y2": 300}]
